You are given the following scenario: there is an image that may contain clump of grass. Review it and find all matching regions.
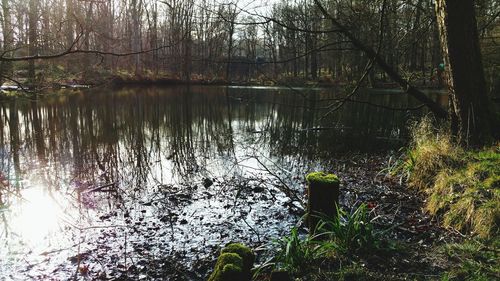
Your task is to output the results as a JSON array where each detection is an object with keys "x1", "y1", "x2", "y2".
[
  {"x1": 406, "y1": 116, "x2": 463, "y2": 190},
  {"x1": 316, "y1": 204, "x2": 385, "y2": 254},
  {"x1": 427, "y1": 148, "x2": 500, "y2": 238},
  {"x1": 384, "y1": 116, "x2": 462, "y2": 185},
  {"x1": 266, "y1": 204, "x2": 385, "y2": 277},
  {"x1": 392, "y1": 117, "x2": 500, "y2": 238},
  {"x1": 271, "y1": 226, "x2": 332, "y2": 275}
]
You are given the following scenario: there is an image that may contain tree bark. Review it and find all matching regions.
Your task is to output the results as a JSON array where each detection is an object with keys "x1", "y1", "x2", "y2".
[{"x1": 435, "y1": 0, "x2": 495, "y2": 145}]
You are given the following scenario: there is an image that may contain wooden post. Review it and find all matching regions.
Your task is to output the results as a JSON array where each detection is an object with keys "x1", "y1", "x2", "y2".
[{"x1": 306, "y1": 172, "x2": 340, "y2": 232}]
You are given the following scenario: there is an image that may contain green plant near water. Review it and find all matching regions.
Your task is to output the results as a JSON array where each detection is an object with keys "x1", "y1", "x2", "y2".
[
  {"x1": 439, "y1": 239, "x2": 500, "y2": 281},
  {"x1": 382, "y1": 146, "x2": 417, "y2": 183},
  {"x1": 269, "y1": 204, "x2": 383, "y2": 275},
  {"x1": 315, "y1": 203, "x2": 385, "y2": 254},
  {"x1": 271, "y1": 226, "x2": 334, "y2": 274}
]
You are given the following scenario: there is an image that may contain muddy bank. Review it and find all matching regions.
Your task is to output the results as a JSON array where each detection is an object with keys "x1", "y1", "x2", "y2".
[{"x1": 1, "y1": 153, "x2": 459, "y2": 281}]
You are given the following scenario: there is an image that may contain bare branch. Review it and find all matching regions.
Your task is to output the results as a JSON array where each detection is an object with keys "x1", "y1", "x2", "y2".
[
  {"x1": 0, "y1": 30, "x2": 188, "y2": 62},
  {"x1": 313, "y1": 0, "x2": 448, "y2": 119}
]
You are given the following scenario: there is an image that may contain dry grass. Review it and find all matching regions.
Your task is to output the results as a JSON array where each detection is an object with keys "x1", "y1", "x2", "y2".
[
  {"x1": 406, "y1": 116, "x2": 463, "y2": 190},
  {"x1": 400, "y1": 117, "x2": 499, "y2": 238}
]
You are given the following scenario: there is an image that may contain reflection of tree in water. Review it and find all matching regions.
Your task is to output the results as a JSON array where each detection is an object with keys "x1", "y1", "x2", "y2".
[
  {"x1": 0, "y1": 88, "x2": 237, "y2": 191},
  {"x1": 253, "y1": 88, "x2": 434, "y2": 158},
  {"x1": 0, "y1": 87, "x2": 436, "y2": 197},
  {"x1": 8, "y1": 100, "x2": 21, "y2": 187}
]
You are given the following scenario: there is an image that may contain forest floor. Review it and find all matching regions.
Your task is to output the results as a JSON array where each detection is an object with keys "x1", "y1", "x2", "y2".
[
  {"x1": 248, "y1": 154, "x2": 472, "y2": 281},
  {"x1": 18, "y1": 153, "x2": 487, "y2": 281},
  {"x1": 246, "y1": 126, "x2": 499, "y2": 281},
  {"x1": 89, "y1": 154, "x2": 492, "y2": 281},
  {"x1": 118, "y1": 150, "x2": 497, "y2": 281}
]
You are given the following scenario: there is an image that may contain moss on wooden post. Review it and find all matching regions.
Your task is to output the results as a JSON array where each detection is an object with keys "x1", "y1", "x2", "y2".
[
  {"x1": 208, "y1": 243, "x2": 255, "y2": 281},
  {"x1": 220, "y1": 243, "x2": 255, "y2": 276},
  {"x1": 306, "y1": 172, "x2": 340, "y2": 232}
]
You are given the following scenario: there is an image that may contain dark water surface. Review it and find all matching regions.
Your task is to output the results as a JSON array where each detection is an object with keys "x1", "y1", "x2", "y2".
[{"x1": 0, "y1": 86, "x2": 444, "y2": 280}]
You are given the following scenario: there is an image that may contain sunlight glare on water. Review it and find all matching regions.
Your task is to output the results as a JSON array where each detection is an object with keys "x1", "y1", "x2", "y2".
[{"x1": 10, "y1": 185, "x2": 66, "y2": 249}]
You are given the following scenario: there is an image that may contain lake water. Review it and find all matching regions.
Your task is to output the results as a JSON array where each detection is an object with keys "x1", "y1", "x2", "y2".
[{"x1": 0, "y1": 85, "x2": 444, "y2": 280}]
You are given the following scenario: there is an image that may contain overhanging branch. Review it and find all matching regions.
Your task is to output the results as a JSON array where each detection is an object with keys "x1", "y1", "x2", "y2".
[{"x1": 313, "y1": 0, "x2": 448, "y2": 119}]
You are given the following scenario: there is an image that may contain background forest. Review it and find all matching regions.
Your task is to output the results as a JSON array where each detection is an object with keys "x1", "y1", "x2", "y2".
[{"x1": 0, "y1": 0, "x2": 498, "y2": 90}]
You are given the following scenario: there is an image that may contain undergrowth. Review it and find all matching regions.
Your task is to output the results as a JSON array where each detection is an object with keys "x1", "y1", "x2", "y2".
[
  {"x1": 389, "y1": 116, "x2": 499, "y2": 238},
  {"x1": 438, "y1": 239, "x2": 500, "y2": 281},
  {"x1": 257, "y1": 204, "x2": 390, "y2": 279},
  {"x1": 315, "y1": 204, "x2": 387, "y2": 254}
]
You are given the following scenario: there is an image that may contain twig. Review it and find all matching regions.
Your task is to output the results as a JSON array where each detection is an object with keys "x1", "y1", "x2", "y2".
[
  {"x1": 72, "y1": 237, "x2": 83, "y2": 280},
  {"x1": 320, "y1": 58, "x2": 375, "y2": 120},
  {"x1": 0, "y1": 75, "x2": 31, "y2": 93},
  {"x1": 241, "y1": 205, "x2": 261, "y2": 243},
  {"x1": 253, "y1": 156, "x2": 303, "y2": 206},
  {"x1": 83, "y1": 182, "x2": 117, "y2": 193}
]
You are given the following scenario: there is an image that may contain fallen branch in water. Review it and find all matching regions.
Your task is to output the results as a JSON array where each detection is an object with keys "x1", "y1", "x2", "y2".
[
  {"x1": 252, "y1": 156, "x2": 304, "y2": 207},
  {"x1": 83, "y1": 182, "x2": 117, "y2": 193}
]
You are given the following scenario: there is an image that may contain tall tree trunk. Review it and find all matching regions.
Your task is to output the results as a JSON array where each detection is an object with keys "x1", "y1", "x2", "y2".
[
  {"x1": 310, "y1": 10, "x2": 318, "y2": 79},
  {"x1": 435, "y1": 0, "x2": 495, "y2": 145},
  {"x1": 1, "y1": 0, "x2": 13, "y2": 83},
  {"x1": 131, "y1": 0, "x2": 141, "y2": 74},
  {"x1": 65, "y1": 0, "x2": 74, "y2": 72},
  {"x1": 28, "y1": 0, "x2": 38, "y2": 86},
  {"x1": 83, "y1": 1, "x2": 93, "y2": 80},
  {"x1": 226, "y1": 17, "x2": 234, "y2": 82}
]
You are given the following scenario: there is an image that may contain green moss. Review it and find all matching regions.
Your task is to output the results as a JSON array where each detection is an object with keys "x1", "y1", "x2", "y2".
[
  {"x1": 220, "y1": 243, "x2": 255, "y2": 273},
  {"x1": 219, "y1": 264, "x2": 243, "y2": 281},
  {"x1": 209, "y1": 244, "x2": 255, "y2": 281},
  {"x1": 306, "y1": 172, "x2": 340, "y2": 185},
  {"x1": 208, "y1": 253, "x2": 244, "y2": 281}
]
